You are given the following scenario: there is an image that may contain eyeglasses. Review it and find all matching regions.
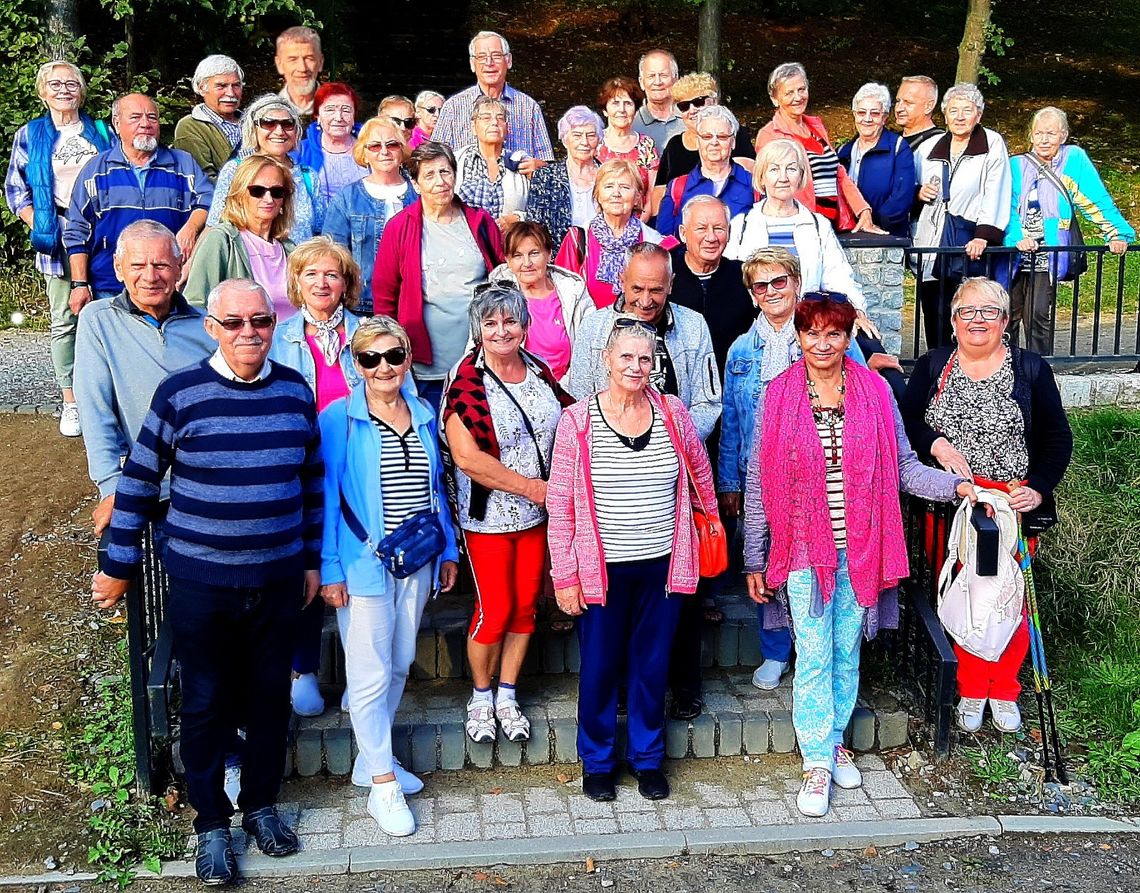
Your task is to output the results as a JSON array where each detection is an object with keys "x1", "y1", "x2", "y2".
[
  {"x1": 954, "y1": 305, "x2": 1004, "y2": 321},
  {"x1": 365, "y1": 140, "x2": 404, "y2": 153},
  {"x1": 677, "y1": 95, "x2": 713, "y2": 113},
  {"x1": 356, "y1": 346, "x2": 409, "y2": 368},
  {"x1": 419, "y1": 105, "x2": 441, "y2": 115},
  {"x1": 256, "y1": 117, "x2": 297, "y2": 132},
  {"x1": 389, "y1": 116, "x2": 416, "y2": 130},
  {"x1": 697, "y1": 131, "x2": 733, "y2": 143},
  {"x1": 247, "y1": 185, "x2": 287, "y2": 199},
  {"x1": 209, "y1": 313, "x2": 276, "y2": 331},
  {"x1": 749, "y1": 275, "x2": 791, "y2": 295},
  {"x1": 801, "y1": 290, "x2": 850, "y2": 304},
  {"x1": 319, "y1": 104, "x2": 354, "y2": 116},
  {"x1": 46, "y1": 79, "x2": 81, "y2": 92},
  {"x1": 472, "y1": 52, "x2": 507, "y2": 64},
  {"x1": 475, "y1": 113, "x2": 507, "y2": 123}
]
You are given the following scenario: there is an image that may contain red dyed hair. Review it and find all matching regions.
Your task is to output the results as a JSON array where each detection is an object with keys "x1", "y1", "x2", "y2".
[
  {"x1": 794, "y1": 292, "x2": 857, "y2": 334},
  {"x1": 314, "y1": 82, "x2": 361, "y2": 115}
]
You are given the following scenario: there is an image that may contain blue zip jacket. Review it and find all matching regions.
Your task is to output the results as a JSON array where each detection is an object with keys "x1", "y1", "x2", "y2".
[
  {"x1": 656, "y1": 161, "x2": 756, "y2": 240},
  {"x1": 837, "y1": 130, "x2": 915, "y2": 237},
  {"x1": 269, "y1": 309, "x2": 364, "y2": 396},
  {"x1": 319, "y1": 377, "x2": 459, "y2": 596},
  {"x1": 295, "y1": 120, "x2": 362, "y2": 175}
]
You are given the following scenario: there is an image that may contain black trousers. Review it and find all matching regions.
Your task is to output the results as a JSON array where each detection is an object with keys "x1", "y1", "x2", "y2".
[
  {"x1": 918, "y1": 276, "x2": 959, "y2": 350},
  {"x1": 168, "y1": 572, "x2": 302, "y2": 833}
]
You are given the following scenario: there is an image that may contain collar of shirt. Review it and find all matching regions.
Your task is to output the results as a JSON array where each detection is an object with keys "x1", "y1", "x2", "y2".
[
  {"x1": 195, "y1": 102, "x2": 243, "y2": 149},
  {"x1": 479, "y1": 83, "x2": 517, "y2": 104},
  {"x1": 637, "y1": 104, "x2": 679, "y2": 126},
  {"x1": 209, "y1": 349, "x2": 271, "y2": 382}
]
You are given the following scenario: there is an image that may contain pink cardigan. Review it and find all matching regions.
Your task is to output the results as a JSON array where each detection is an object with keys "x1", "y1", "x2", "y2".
[
  {"x1": 372, "y1": 198, "x2": 504, "y2": 365},
  {"x1": 546, "y1": 388, "x2": 719, "y2": 604}
]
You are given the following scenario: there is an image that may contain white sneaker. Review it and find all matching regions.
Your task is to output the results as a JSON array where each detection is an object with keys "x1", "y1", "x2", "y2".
[
  {"x1": 465, "y1": 697, "x2": 496, "y2": 743},
  {"x1": 59, "y1": 402, "x2": 81, "y2": 437},
  {"x1": 223, "y1": 764, "x2": 241, "y2": 809},
  {"x1": 796, "y1": 767, "x2": 832, "y2": 817},
  {"x1": 989, "y1": 698, "x2": 1023, "y2": 733},
  {"x1": 368, "y1": 780, "x2": 415, "y2": 836},
  {"x1": 832, "y1": 745, "x2": 863, "y2": 789},
  {"x1": 956, "y1": 697, "x2": 986, "y2": 733},
  {"x1": 751, "y1": 659, "x2": 789, "y2": 691},
  {"x1": 393, "y1": 760, "x2": 424, "y2": 795},
  {"x1": 291, "y1": 673, "x2": 325, "y2": 717},
  {"x1": 495, "y1": 701, "x2": 531, "y2": 742}
]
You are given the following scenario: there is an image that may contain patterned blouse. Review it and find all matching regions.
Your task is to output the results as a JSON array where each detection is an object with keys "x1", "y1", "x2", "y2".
[{"x1": 596, "y1": 133, "x2": 659, "y2": 193}]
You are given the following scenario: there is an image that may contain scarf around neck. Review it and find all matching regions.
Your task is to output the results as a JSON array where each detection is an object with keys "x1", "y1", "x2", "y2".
[
  {"x1": 753, "y1": 313, "x2": 799, "y2": 383},
  {"x1": 590, "y1": 214, "x2": 643, "y2": 288},
  {"x1": 302, "y1": 304, "x2": 345, "y2": 366}
]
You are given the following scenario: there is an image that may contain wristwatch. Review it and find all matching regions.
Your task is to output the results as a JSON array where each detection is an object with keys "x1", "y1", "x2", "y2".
[{"x1": 69, "y1": 280, "x2": 90, "y2": 290}]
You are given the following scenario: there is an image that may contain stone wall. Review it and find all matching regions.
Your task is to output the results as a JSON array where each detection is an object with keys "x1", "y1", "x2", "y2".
[
  {"x1": 839, "y1": 235, "x2": 910, "y2": 356},
  {"x1": 1056, "y1": 372, "x2": 1140, "y2": 409}
]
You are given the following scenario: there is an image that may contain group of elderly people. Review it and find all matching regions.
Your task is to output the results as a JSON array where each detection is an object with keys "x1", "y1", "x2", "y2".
[{"x1": 5, "y1": 24, "x2": 1122, "y2": 884}]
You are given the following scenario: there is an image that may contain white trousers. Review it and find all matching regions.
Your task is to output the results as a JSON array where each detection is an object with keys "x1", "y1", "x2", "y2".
[{"x1": 340, "y1": 564, "x2": 433, "y2": 777}]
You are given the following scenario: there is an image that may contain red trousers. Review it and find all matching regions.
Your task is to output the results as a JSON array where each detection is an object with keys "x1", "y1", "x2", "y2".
[{"x1": 466, "y1": 524, "x2": 548, "y2": 645}]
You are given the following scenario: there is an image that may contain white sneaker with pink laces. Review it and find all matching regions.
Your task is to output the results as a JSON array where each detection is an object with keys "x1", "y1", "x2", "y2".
[
  {"x1": 832, "y1": 745, "x2": 863, "y2": 789},
  {"x1": 797, "y1": 767, "x2": 832, "y2": 817}
]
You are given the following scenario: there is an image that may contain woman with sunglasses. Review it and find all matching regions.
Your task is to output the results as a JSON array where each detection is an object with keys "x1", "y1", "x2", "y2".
[
  {"x1": 900, "y1": 277, "x2": 1071, "y2": 736},
  {"x1": 185, "y1": 155, "x2": 296, "y2": 318},
  {"x1": 295, "y1": 82, "x2": 368, "y2": 209},
  {"x1": 441, "y1": 284, "x2": 573, "y2": 747},
  {"x1": 318, "y1": 315, "x2": 459, "y2": 837},
  {"x1": 207, "y1": 94, "x2": 322, "y2": 240},
  {"x1": 743, "y1": 291, "x2": 976, "y2": 819},
  {"x1": 323, "y1": 119, "x2": 417, "y2": 314},
  {"x1": 755, "y1": 63, "x2": 880, "y2": 234},
  {"x1": 410, "y1": 91, "x2": 444, "y2": 149},
  {"x1": 377, "y1": 95, "x2": 417, "y2": 142}
]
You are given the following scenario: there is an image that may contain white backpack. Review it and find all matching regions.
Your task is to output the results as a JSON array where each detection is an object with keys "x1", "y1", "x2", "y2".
[{"x1": 936, "y1": 490, "x2": 1025, "y2": 662}]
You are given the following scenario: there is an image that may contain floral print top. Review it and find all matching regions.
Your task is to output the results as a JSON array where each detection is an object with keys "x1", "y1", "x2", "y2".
[{"x1": 596, "y1": 133, "x2": 659, "y2": 193}]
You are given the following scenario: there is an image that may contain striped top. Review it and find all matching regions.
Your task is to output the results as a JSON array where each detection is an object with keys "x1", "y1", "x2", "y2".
[
  {"x1": 807, "y1": 142, "x2": 840, "y2": 198},
  {"x1": 816, "y1": 412, "x2": 847, "y2": 549},
  {"x1": 589, "y1": 397, "x2": 679, "y2": 563},
  {"x1": 764, "y1": 216, "x2": 799, "y2": 255},
  {"x1": 373, "y1": 417, "x2": 432, "y2": 536}
]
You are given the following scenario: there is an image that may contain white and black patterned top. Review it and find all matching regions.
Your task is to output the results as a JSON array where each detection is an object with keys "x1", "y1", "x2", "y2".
[
  {"x1": 373, "y1": 417, "x2": 432, "y2": 535},
  {"x1": 815, "y1": 414, "x2": 847, "y2": 549},
  {"x1": 925, "y1": 350, "x2": 1030, "y2": 482},
  {"x1": 588, "y1": 398, "x2": 679, "y2": 563},
  {"x1": 455, "y1": 367, "x2": 562, "y2": 534}
]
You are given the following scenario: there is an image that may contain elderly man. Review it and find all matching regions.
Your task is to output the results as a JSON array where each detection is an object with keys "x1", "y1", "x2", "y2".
[
  {"x1": 431, "y1": 30, "x2": 553, "y2": 173},
  {"x1": 92, "y1": 278, "x2": 322, "y2": 886},
  {"x1": 632, "y1": 49, "x2": 684, "y2": 150},
  {"x1": 173, "y1": 55, "x2": 244, "y2": 181},
  {"x1": 275, "y1": 26, "x2": 323, "y2": 118},
  {"x1": 63, "y1": 93, "x2": 212, "y2": 309},
  {"x1": 895, "y1": 76, "x2": 944, "y2": 153}
]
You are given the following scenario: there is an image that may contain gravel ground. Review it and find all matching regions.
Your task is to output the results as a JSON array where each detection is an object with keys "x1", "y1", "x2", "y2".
[{"x1": 0, "y1": 329, "x2": 58, "y2": 408}]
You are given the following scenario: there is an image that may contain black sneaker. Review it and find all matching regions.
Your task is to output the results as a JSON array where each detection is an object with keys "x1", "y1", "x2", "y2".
[
  {"x1": 241, "y1": 806, "x2": 299, "y2": 856},
  {"x1": 583, "y1": 771, "x2": 616, "y2": 802},
  {"x1": 194, "y1": 828, "x2": 237, "y2": 886},
  {"x1": 628, "y1": 765, "x2": 670, "y2": 800}
]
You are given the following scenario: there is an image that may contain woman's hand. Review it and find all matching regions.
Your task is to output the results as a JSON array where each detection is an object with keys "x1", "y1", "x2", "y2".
[
  {"x1": 931, "y1": 437, "x2": 973, "y2": 479},
  {"x1": 526, "y1": 478, "x2": 548, "y2": 508},
  {"x1": 1007, "y1": 484, "x2": 1043, "y2": 513},
  {"x1": 439, "y1": 560, "x2": 459, "y2": 593},
  {"x1": 852, "y1": 209, "x2": 886, "y2": 235},
  {"x1": 555, "y1": 583, "x2": 587, "y2": 616},
  {"x1": 854, "y1": 310, "x2": 882, "y2": 339},
  {"x1": 1108, "y1": 238, "x2": 1129, "y2": 255},
  {"x1": 964, "y1": 237, "x2": 988, "y2": 261},
  {"x1": 917, "y1": 183, "x2": 939, "y2": 203},
  {"x1": 745, "y1": 571, "x2": 770, "y2": 605},
  {"x1": 1016, "y1": 237, "x2": 1039, "y2": 252},
  {"x1": 955, "y1": 481, "x2": 980, "y2": 505},
  {"x1": 718, "y1": 491, "x2": 741, "y2": 519},
  {"x1": 321, "y1": 582, "x2": 348, "y2": 608}
]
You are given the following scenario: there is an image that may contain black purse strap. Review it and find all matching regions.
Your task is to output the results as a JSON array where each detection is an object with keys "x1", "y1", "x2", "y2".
[{"x1": 481, "y1": 364, "x2": 549, "y2": 480}]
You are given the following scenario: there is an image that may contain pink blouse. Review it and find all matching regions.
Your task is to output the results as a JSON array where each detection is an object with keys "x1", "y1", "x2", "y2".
[
  {"x1": 524, "y1": 290, "x2": 572, "y2": 380},
  {"x1": 239, "y1": 229, "x2": 294, "y2": 321},
  {"x1": 305, "y1": 330, "x2": 351, "y2": 412}
]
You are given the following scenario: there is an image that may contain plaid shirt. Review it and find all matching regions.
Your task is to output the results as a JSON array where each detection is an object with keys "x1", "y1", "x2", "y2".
[
  {"x1": 456, "y1": 148, "x2": 505, "y2": 218},
  {"x1": 195, "y1": 103, "x2": 242, "y2": 150},
  {"x1": 433, "y1": 83, "x2": 554, "y2": 161}
]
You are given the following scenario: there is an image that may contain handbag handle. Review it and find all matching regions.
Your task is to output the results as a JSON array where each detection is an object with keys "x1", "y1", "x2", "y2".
[
  {"x1": 481, "y1": 364, "x2": 549, "y2": 480},
  {"x1": 657, "y1": 393, "x2": 710, "y2": 517}
]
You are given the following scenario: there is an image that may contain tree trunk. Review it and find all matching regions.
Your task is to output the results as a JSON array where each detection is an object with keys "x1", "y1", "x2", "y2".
[
  {"x1": 697, "y1": 0, "x2": 722, "y2": 81},
  {"x1": 45, "y1": 0, "x2": 79, "y2": 47},
  {"x1": 956, "y1": 0, "x2": 992, "y2": 84}
]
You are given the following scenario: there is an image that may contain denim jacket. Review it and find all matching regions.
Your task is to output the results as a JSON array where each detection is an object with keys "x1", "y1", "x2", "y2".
[{"x1": 269, "y1": 309, "x2": 364, "y2": 397}]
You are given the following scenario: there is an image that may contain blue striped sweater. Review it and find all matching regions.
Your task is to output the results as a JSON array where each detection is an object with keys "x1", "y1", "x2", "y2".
[{"x1": 100, "y1": 360, "x2": 324, "y2": 587}]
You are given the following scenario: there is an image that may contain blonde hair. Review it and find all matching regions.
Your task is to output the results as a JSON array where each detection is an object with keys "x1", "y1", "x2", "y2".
[
  {"x1": 752, "y1": 138, "x2": 810, "y2": 194},
  {"x1": 741, "y1": 247, "x2": 801, "y2": 291},
  {"x1": 951, "y1": 277, "x2": 1010, "y2": 316},
  {"x1": 221, "y1": 155, "x2": 294, "y2": 242},
  {"x1": 36, "y1": 61, "x2": 87, "y2": 105},
  {"x1": 286, "y1": 236, "x2": 361, "y2": 310},
  {"x1": 353, "y1": 118, "x2": 408, "y2": 167},
  {"x1": 672, "y1": 71, "x2": 718, "y2": 103},
  {"x1": 351, "y1": 315, "x2": 412, "y2": 359},
  {"x1": 593, "y1": 158, "x2": 645, "y2": 211}
]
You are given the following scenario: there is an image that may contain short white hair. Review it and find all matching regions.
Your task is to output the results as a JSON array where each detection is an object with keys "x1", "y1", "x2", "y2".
[
  {"x1": 1030, "y1": 106, "x2": 1070, "y2": 139},
  {"x1": 414, "y1": 90, "x2": 444, "y2": 109},
  {"x1": 680, "y1": 194, "x2": 729, "y2": 228},
  {"x1": 942, "y1": 82, "x2": 985, "y2": 114},
  {"x1": 693, "y1": 104, "x2": 739, "y2": 135},
  {"x1": 469, "y1": 30, "x2": 510, "y2": 57},
  {"x1": 206, "y1": 278, "x2": 272, "y2": 315},
  {"x1": 192, "y1": 55, "x2": 244, "y2": 95},
  {"x1": 900, "y1": 75, "x2": 938, "y2": 106},
  {"x1": 637, "y1": 49, "x2": 678, "y2": 82},
  {"x1": 951, "y1": 277, "x2": 1010, "y2": 316},
  {"x1": 768, "y1": 62, "x2": 808, "y2": 100},
  {"x1": 852, "y1": 82, "x2": 891, "y2": 115},
  {"x1": 114, "y1": 220, "x2": 182, "y2": 259},
  {"x1": 557, "y1": 105, "x2": 605, "y2": 143}
]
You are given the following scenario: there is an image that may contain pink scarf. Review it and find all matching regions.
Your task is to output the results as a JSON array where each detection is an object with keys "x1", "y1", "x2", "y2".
[{"x1": 759, "y1": 357, "x2": 909, "y2": 608}]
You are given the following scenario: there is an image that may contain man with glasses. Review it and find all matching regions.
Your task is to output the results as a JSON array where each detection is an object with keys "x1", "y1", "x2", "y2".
[
  {"x1": 632, "y1": 49, "x2": 685, "y2": 151},
  {"x1": 173, "y1": 55, "x2": 244, "y2": 181},
  {"x1": 432, "y1": 30, "x2": 554, "y2": 173},
  {"x1": 92, "y1": 277, "x2": 323, "y2": 885},
  {"x1": 275, "y1": 26, "x2": 324, "y2": 119}
]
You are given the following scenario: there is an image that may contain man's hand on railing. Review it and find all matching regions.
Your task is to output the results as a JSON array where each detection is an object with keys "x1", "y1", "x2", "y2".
[
  {"x1": 92, "y1": 494, "x2": 114, "y2": 536},
  {"x1": 745, "y1": 571, "x2": 770, "y2": 605},
  {"x1": 1109, "y1": 239, "x2": 1129, "y2": 255},
  {"x1": 91, "y1": 571, "x2": 130, "y2": 610},
  {"x1": 1016, "y1": 237, "x2": 1039, "y2": 253},
  {"x1": 931, "y1": 437, "x2": 973, "y2": 479},
  {"x1": 852, "y1": 209, "x2": 887, "y2": 235}
]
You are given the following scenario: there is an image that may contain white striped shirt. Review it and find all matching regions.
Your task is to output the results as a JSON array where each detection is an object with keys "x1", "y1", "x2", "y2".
[
  {"x1": 589, "y1": 398, "x2": 679, "y2": 563},
  {"x1": 373, "y1": 417, "x2": 432, "y2": 536},
  {"x1": 815, "y1": 414, "x2": 847, "y2": 548}
]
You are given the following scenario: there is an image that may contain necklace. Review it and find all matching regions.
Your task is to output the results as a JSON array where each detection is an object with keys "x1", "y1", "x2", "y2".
[
  {"x1": 806, "y1": 365, "x2": 846, "y2": 465},
  {"x1": 600, "y1": 394, "x2": 651, "y2": 451}
]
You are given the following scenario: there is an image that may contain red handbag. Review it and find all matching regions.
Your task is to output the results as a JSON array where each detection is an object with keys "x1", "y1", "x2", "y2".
[{"x1": 659, "y1": 396, "x2": 729, "y2": 578}]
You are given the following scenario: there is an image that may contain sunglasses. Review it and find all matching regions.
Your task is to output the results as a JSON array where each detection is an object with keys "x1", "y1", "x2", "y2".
[
  {"x1": 801, "y1": 290, "x2": 850, "y2": 304},
  {"x1": 677, "y1": 95, "x2": 713, "y2": 113},
  {"x1": 209, "y1": 313, "x2": 276, "y2": 331},
  {"x1": 749, "y1": 274, "x2": 791, "y2": 295},
  {"x1": 356, "y1": 346, "x2": 409, "y2": 369},
  {"x1": 609, "y1": 316, "x2": 656, "y2": 337},
  {"x1": 389, "y1": 116, "x2": 416, "y2": 130},
  {"x1": 365, "y1": 140, "x2": 404, "y2": 153},
  {"x1": 419, "y1": 105, "x2": 441, "y2": 115},
  {"x1": 256, "y1": 117, "x2": 297, "y2": 132},
  {"x1": 247, "y1": 185, "x2": 287, "y2": 199}
]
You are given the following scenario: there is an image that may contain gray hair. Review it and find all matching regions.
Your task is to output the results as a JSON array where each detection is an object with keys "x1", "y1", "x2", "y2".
[
  {"x1": 942, "y1": 82, "x2": 985, "y2": 114},
  {"x1": 1030, "y1": 106, "x2": 1070, "y2": 139},
  {"x1": 852, "y1": 82, "x2": 892, "y2": 115},
  {"x1": 693, "y1": 104, "x2": 739, "y2": 136},
  {"x1": 637, "y1": 49, "x2": 679, "y2": 82},
  {"x1": 557, "y1": 105, "x2": 605, "y2": 143},
  {"x1": 604, "y1": 314, "x2": 657, "y2": 351},
  {"x1": 951, "y1": 277, "x2": 1010, "y2": 316},
  {"x1": 414, "y1": 90, "x2": 444, "y2": 109},
  {"x1": 625, "y1": 240, "x2": 673, "y2": 278},
  {"x1": 205, "y1": 278, "x2": 272, "y2": 315},
  {"x1": 767, "y1": 62, "x2": 808, "y2": 101},
  {"x1": 351, "y1": 315, "x2": 412, "y2": 358},
  {"x1": 111, "y1": 92, "x2": 157, "y2": 123},
  {"x1": 680, "y1": 194, "x2": 729, "y2": 228},
  {"x1": 240, "y1": 94, "x2": 301, "y2": 152},
  {"x1": 192, "y1": 55, "x2": 244, "y2": 95},
  {"x1": 276, "y1": 26, "x2": 322, "y2": 55},
  {"x1": 900, "y1": 75, "x2": 938, "y2": 106},
  {"x1": 468, "y1": 283, "x2": 530, "y2": 344},
  {"x1": 469, "y1": 30, "x2": 510, "y2": 57},
  {"x1": 35, "y1": 60, "x2": 87, "y2": 105},
  {"x1": 471, "y1": 94, "x2": 507, "y2": 121},
  {"x1": 114, "y1": 220, "x2": 182, "y2": 259}
]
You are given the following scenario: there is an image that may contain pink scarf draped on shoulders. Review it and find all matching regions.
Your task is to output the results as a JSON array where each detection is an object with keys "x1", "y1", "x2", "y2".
[{"x1": 759, "y1": 356, "x2": 909, "y2": 608}]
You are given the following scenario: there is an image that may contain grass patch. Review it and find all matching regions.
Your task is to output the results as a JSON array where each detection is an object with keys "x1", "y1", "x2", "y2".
[
  {"x1": 962, "y1": 742, "x2": 1021, "y2": 794},
  {"x1": 0, "y1": 265, "x2": 49, "y2": 332}
]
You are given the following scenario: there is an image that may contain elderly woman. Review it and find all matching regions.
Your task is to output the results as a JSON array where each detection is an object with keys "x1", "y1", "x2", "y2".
[
  {"x1": 1004, "y1": 106, "x2": 1135, "y2": 353},
  {"x1": 490, "y1": 221, "x2": 593, "y2": 382},
  {"x1": 173, "y1": 55, "x2": 243, "y2": 181},
  {"x1": 756, "y1": 63, "x2": 879, "y2": 234},
  {"x1": 527, "y1": 106, "x2": 604, "y2": 247},
  {"x1": 837, "y1": 83, "x2": 916, "y2": 238},
  {"x1": 378, "y1": 95, "x2": 417, "y2": 142},
  {"x1": 454, "y1": 96, "x2": 529, "y2": 232},
  {"x1": 319, "y1": 315, "x2": 459, "y2": 836},
  {"x1": 373, "y1": 141, "x2": 505, "y2": 410},
  {"x1": 548, "y1": 316, "x2": 720, "y2": 802},
  {"x1": 554, "y1": 158, "x2": 673, "y2": 308},
  {"x1": 4, "y1": 60, "x2": 112, "y2": 437},
  {"x1": 208, "y1": 94, "x2": 321, "y2": 241},
  {"x1": 410, "y1": 91, "x2": 444, "y2": 149},
  {"x1": 185, "y1": 155, "x2": 296, "y2": 317},
  {"x1": 323, "y1": 119, "x2": 417, "y2": 314},
  {"x1": 744, "y1": 292, "x2": 975, "y2": 818},
  {"x1": 442, "y1": 285, "x2": 574, "y2": 744},
  {"x1": 901, "y1": 278, "x2": 1072, "y2": 734},
  {"x1": 296, "y1": 82, "x2": 368, "y2": 207},
  {"x1": 596, "y1": 76, "x2": 659, "y2": 196},
  {"x1": 913, "y1": 83, "x2": 1012, "y2": 349},
  {"x1": 655, "y1": 105, "x2": 756, "y2": 239}
]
